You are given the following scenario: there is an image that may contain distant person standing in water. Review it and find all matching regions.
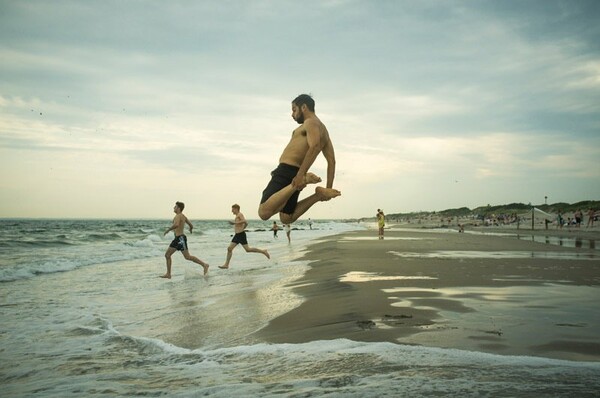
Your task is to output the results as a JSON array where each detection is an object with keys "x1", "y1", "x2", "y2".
[
  {"x1": 258, "y1": 94, "x2": 341, "y2": 224},
  {"x1": 219, "y1": 204, "x2": 270, "y2": 269},
  {"x1": 284, "y1": 223, "x2": 291, "y2": 243},
  {"x1": 272, "y1": 221, "x2": 279, "y2": 238},
  {"x1": 161, "y1": 201, "x2": 209, "y2": 279},
  {"x1": 588, "y1": 208, "x2": 596, "y2": 228}
]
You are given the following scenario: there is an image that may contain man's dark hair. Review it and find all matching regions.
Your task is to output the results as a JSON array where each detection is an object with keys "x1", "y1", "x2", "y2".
[
  {"x1": 176, "y1": 201, "x2": 185, "y2": 211},
  {"x1": 292, "y1": 94, "x2": 315, "y2": 112}
]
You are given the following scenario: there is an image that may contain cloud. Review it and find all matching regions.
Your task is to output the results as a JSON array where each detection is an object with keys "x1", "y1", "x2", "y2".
[{"x1": 0, "y1": 1, "x2": 598, "y2": 218}]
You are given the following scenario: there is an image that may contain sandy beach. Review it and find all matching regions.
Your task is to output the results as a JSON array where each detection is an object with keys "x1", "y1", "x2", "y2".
[{"x1": 258, "y1": 224, "x2": 600, "y2": 362}]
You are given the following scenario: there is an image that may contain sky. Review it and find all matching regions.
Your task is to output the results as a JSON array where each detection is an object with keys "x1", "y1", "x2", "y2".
[{"x1": 1, "y1": 0, "x2": 599, "y2": 220}]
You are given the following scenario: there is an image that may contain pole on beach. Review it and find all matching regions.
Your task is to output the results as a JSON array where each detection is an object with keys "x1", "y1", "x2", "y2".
[{"x1": 531, "y1": 207, "x2": 535, "y2": 230}]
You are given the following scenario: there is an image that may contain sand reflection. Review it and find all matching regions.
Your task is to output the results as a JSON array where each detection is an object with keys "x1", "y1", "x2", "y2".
[
  {"x1": 340, "y1": 271, "x2": 437, "y2": 282},
  {"x1": 388, "y1": 250, "x2": 597, "y2": 260}
]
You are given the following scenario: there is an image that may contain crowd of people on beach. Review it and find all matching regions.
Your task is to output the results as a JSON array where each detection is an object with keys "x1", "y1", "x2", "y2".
[
  {"x1": 482, "y1": 213, "x2": 519, "y2": 226},
  {"x1": 556, "y1": 208, "x2": 597, "y2": 229},
  {"x1": 477, "y1": 208, "x2": 597, "y2": 230}
]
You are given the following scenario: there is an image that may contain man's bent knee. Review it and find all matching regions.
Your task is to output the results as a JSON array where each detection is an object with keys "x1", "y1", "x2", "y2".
[{"x1": 258, "y1": 206, "x2": 272, "y2": 221}]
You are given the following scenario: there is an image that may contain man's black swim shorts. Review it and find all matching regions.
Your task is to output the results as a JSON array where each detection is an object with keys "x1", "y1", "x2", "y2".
[{"x1": 260, "y1": 163, "x2": 301, "y2": 215}]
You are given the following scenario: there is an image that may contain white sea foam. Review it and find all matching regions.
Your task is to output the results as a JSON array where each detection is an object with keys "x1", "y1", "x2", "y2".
[
  {"x1": 64, "y1": 311, "x2": 600, "y2": 396},
  {"x1": 86, "y1": 323, "x2": 600, "y2": 397}
]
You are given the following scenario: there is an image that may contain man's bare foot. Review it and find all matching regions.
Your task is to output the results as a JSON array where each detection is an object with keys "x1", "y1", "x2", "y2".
[
  {"x1": 304, "y1": 172, "x2": 322, "y2": 185},
  {"x1": 202, "y1": 264, "x2": 209, "y2": 275},
  {"x1": 315, "y1": 186, "x2": 341, "y2": 201},
  {"x1": 160, "y1": 274, "x2": 171, "y2": 279},
  {"x1": 264, "y1": 250, "x2": 270, "y2": 259},
  {"x1": 218, "y1": 265, "x2": 229, "y2": 269}
]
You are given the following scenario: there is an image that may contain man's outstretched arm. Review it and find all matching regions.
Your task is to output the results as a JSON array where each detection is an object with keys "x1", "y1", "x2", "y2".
[{"x1": 323, "y1": 143, "x2": 336, "y2": 189}]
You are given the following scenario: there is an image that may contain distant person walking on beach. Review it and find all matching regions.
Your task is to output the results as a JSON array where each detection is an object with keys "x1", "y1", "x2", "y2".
[
  {"x1": 220, "y1": 204, "x2": 270, "y2": 269},
  {"x1": 588, "y1": 208, "x2": 596, "y2": 228},
  {"x1": 557, "y1": 211, "x2": 564, "y2": 229},
  {"x1": 377, "y1": 209, "x2": 385, "y2": 239},
  {"x1": 271, "y1": 221, "x2": 279, "y2": 238},
  {"x1": 284, "y1": 223, "x2": 291, "y2": 243},
  {"x1": 161, "y1": 201, "x2": 209, "y2": 279},
  {"x1": 308, "y1": 218, "x2": 313, "y2": 230},
  {"x1": 258, "y1": 94, "x2": 341, "y2": 224},
  {"x1": 574, "y1": 209, "x2": 583, "y2": 228}
]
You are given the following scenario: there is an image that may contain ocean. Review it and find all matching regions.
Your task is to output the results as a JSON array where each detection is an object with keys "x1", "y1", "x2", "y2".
[{"x1": 1, "y1": 219, "x2": 599, "y2": 397}]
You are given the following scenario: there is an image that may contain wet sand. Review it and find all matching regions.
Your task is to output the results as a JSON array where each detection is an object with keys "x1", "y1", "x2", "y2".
[{"x1": 257, "y1": 225, "x2": 600, "y2": 361}]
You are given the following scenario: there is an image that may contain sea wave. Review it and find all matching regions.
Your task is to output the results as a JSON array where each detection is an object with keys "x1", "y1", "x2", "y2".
[
  {"x1": 0, "y1": 236, "x2": 163, "y2": 282},
  {"x1": 91, "y1": 318, "x2": 600, "y2": 397},
  {"x1": 86, "y1": 232, "x2": 123, "y2": 241},
  {"x1": 0, "y1": 220, "x2": 364, "y2": 283},
  {"x1": 0, "y1": 239, "x2": 75, "y2": 248}
]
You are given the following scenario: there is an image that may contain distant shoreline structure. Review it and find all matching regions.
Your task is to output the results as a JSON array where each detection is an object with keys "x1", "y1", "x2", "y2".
[{"x1": 360, "y1": 200, "x2": 600, "y2": 221}]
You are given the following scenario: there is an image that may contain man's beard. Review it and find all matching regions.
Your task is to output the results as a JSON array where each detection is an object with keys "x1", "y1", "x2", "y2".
[{"x1": 294, "y1": 110, "x2": 305, "y2": 124}]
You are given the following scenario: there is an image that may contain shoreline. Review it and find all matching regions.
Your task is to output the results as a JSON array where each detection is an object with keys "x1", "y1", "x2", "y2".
[{"x1": 257, "y1": 225, "x2": 600, "y2": 362}]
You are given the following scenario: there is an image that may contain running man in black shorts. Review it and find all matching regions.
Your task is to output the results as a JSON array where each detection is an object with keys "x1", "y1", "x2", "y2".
[
  {"x1": 161, "y1": 201, "x2": 209, "y2": 279},
  {"x1": 258, "y1": 94, "x2": 341, "y2": 225},
  {"x1": 219, "y1": 204, "x2": 270, "y2": 269}
]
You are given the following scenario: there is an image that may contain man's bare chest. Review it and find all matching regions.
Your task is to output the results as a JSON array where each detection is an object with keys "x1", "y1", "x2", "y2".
[{"x1": 291, "y1": 126, "x2": 307, "y2": 140}]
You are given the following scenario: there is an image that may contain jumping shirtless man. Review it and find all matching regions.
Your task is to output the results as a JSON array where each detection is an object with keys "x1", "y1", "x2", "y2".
[
  {"x1": 258, "y1": 94, "x2": 341, "y2": 224},
  {"x1": 161, "y1": 201, "x2": 209, "y2": 279}
]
